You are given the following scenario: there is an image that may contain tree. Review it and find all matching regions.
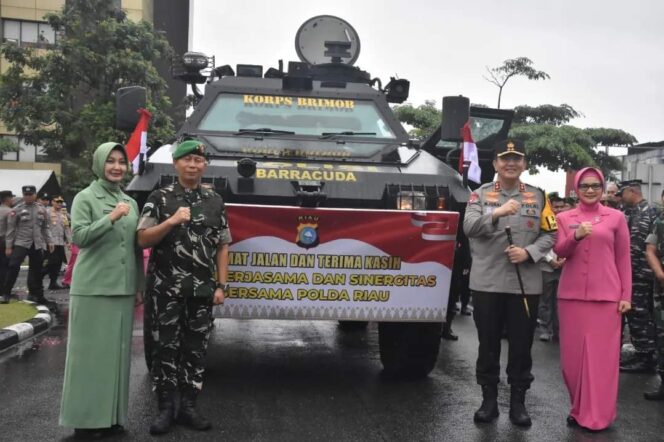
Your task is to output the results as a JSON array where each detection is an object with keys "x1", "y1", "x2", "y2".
[
  {"x1": 0, "y1": 137, "x2": 20, "y2": 155},
  {"x1": 0, "y1": 0, "x2": 174, "y2": 197},
  {"x1": 484, "y1": 57, "x2": 550, "y2": 108},
  {"x1": 393, "y1": 100, "x2": 634, "y2": 177}
]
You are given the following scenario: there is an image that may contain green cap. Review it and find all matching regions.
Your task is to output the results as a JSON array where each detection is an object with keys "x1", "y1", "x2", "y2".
[{"x1": 172, "y1": 139, "x2": 206, "y2": 160}]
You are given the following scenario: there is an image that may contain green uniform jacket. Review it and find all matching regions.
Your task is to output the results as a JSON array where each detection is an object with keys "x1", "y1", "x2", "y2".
[{"x1": 69, "y1": 142, "x2": 144, "y2": 296}]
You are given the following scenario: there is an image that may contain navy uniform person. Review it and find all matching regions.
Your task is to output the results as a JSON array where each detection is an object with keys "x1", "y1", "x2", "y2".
[
  {"x1": 463, "y1": 139, "x2": 557, "y2": 427},
  {"x1": 2, "y1": 185, "x2": 53, "y2": 305},
  {"x1": 137, "y1": 139, "x2": 232, "y2": 435},
  {"x1": 645, "y1": 210, "x2": 664, "y2": 399},
  {"x1": 0, "y1": 190, "x2": 16, "y2": 303},
  {"x1": 618, "y1": 180, "x2": 659, "y2": 372}
]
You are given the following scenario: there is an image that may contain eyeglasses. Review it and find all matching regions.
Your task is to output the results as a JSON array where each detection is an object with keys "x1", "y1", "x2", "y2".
[
  {"x1": 53, "y1": 200, "x2": 64, "y2": 203},
  {"x1": 578, "y1": 183, "x2": 602, "y2": 192}
]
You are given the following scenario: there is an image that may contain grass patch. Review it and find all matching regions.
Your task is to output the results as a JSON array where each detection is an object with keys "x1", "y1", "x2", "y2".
[{"x1": 0, "y1": 301, "x2": 38, "y2": 328}]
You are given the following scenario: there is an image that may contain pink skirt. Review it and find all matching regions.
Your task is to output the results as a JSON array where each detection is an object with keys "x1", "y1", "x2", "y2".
[{"x1": 558, "y1": 299, "x2": 621, "y2": 430}]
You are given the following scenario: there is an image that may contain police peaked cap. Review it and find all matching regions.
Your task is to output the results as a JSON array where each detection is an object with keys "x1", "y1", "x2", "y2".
[
  {"x1": 494, "y1": 139, "x2": 526, "y2": 158},
  {"x1": 172, "y1": 139, "x2": 207, "y2": 160},
  {"x1": 22, "y1": 185, "x2": 37, "y2": 194},
  {"x1": 547, "y1": 192, "x2": 564, "y2": 202},
  {"x1": 0, "y1": 190, "x2": 15, "y2": 199}
]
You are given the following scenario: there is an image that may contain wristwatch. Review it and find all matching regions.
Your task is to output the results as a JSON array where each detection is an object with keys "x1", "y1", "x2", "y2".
[{"x1": 216, "y1": 282, "x2": 229, "y2": 292}]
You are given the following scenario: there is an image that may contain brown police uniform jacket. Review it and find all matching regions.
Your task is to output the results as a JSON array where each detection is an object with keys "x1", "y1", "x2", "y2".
[{"x1": 463, "y1": 181, "x2": 557, "y2": 295}]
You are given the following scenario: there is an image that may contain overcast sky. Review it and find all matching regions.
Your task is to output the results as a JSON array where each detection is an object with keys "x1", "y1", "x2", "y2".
[{"x1": 190, "y1": 0, "x2": 664, "y2": 193}]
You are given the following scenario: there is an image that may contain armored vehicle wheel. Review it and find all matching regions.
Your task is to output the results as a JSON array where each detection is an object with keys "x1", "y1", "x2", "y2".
[
  {"x1": 143, "y1": 296, "x2": 154, "y2": 372},
  {"x1": 378, "y1": 322, "x2": 442, "y2": 379},
  {"x1": 337, "y1": 320, "x2": 369, "y2": 331}
]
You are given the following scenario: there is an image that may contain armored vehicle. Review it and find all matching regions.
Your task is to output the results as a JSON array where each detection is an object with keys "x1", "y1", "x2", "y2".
[{"x1": 117, "y1": 15, "x2": 513, "y2": 378}]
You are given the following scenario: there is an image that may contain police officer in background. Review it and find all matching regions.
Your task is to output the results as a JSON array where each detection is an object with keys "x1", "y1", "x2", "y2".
[
  {"x1": 618, "y1": 180, "x2": 659, "y2": 372},
  {"x1": 464, "y1": 140, "x2": 557, "y2": 427},
  {"x1": 0, "y1": 190, "x2": 16, "y2": 303},
  {"x1": 137, "y1": 139, "x2": 231, "y2": 435},
  {"x1": 2, "y1": 185, "x2": 53, "y2": 305},
  {"x1": 42, "y1": 195, "x2": 71, "y2": 290}
]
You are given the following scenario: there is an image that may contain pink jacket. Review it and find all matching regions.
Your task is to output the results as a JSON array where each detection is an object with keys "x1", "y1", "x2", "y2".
[{"x1": 554, "y1": 204, "x2": 631, "y2": 302}]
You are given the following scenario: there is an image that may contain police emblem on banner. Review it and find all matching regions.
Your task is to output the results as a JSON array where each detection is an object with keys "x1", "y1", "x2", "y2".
[{"x1": 296, "y1": 215, "x2": 320, "y2": 248}]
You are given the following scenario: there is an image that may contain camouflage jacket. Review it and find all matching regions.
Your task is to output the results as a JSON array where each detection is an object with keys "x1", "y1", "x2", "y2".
[
  {"x1": 646, "y1": 212, "x2": 664, "y2": 268},
  {"x1": 628, "y1": 199, "x2": 659, "y2": 279},
  {"x1": 138, "y1": 182, "x2": 232, "y2": 298}
]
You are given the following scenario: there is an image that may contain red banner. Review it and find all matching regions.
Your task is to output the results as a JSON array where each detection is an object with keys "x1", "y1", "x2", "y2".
[{"x1": 215, "y1": 204, "x2": 459, "y2": 322}]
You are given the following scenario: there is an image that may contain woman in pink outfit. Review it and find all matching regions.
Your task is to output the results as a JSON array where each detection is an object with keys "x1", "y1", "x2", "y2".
[
  {"x1": 62, "y1": 244, "x2": 79, "y2": 287},
  {"x1": 554, "y1": 167, "x2": 632, "y2": 431}
]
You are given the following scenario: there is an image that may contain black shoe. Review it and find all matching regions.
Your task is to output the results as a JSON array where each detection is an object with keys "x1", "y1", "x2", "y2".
[
  {"x1": 73, "y1": 428, "x2": 109, "y2": 440},
  {"x1": 566, "y1": 415, "x2": 579, "y2": 427},
  {"x1": 441, "y1": 327, "x2": 459, "y2": 341},
  {"x1": 150, "y1": 390, "x2": 175, "y2": 435},
  {"x1": 176, "y1": 390, "x2": 212, "y2": 431},
  {"x1": 509, "y1": 387, "x2": 532, "y2": 427},
  {"x1": 620, "y1": 358, "x2": 655, "y2": 373},
  {"x1": 48, "y1": 282, "x2": 65, "y2": 290},
  {"x1": 644, "y1": 378, "x2": 664, "y2": 400},
  {"x1": 473, "y1": 385, "x2": 499, "y2": 423}
]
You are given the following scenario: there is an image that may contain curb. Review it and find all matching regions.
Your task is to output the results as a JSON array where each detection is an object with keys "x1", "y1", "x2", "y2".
[{"x1": 0, "y1": 302, "x2": 53, "y2": 352}]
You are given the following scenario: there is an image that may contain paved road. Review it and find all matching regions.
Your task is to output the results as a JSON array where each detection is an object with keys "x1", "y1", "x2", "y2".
[{"x1": 1, "y1": 290, "x2": 664, "y2": 441}]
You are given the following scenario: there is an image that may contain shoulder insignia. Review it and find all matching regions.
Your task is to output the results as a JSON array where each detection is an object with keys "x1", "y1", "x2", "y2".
[
  {"x1": 469, "y1": 192, "x2": 480, "y2": 203},
  {"x1": 494, "y1": 182, "x2": 501, "y2": 191},
  {"x1": 9, "y1": 211, "x2": 16, "y2": 216},
  {"x1": 519, "y1": 183, "x2": 526, "y2": 193}
]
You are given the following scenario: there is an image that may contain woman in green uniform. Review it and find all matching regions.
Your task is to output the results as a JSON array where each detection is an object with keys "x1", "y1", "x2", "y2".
[{"x1": 59, "y1": 142, "x2": 144, "y2": 439}]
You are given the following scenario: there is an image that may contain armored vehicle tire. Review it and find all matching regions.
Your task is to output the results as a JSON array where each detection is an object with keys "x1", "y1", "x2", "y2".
[
  {"x1": 378, "y1": 322, "x2": 442, "y2": 379},
  {"x1": 337, "y1": 320, "x2": 369, "y2": 331},
  {"x1": 143, "y1": 296, "x2": 154, "y2": 372}
]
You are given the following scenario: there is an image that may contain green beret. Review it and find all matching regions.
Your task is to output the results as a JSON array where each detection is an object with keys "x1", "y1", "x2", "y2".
[{"x1": 172, "y1": 139, "x2": 206, "y2": 160}]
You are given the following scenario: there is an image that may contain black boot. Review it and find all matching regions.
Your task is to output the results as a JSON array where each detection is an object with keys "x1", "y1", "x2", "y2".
[
  {"x1": 509, "y1": 386, "x2": 532, "y2": 427},
  {"x1": 150, "y1": 390, "x2": 175, "y2": 435},
  {"x1": 473, "y1": 385, "x2": 499, "y2": 423},
  {"x1": 620, "y1": 354, "x2": 655, "y2": 373},
  {"x1": 176, "y1": 389, "x2": 212, "y2": 431},
  {"x1": 441, "y1": 323, "x2": 459, "y2": 341},
  {"x1": 644, "y1": 375, "x2": 664, "y2": 400}
]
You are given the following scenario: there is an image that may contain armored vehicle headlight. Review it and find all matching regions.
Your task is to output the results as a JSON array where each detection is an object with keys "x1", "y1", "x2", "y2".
[{"x1": 397, "y1": 191, "x2": 426, "y2": 210}]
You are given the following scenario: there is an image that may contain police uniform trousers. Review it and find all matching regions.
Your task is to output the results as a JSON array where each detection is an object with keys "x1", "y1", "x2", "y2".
[
  {"x1": 626, "y1": 277, "x2": 656, "y2": 356},
  {"x1": 2, "y1": 244, "x2": 44, "y2": 297},
  {"x1": 151, "y1": 294, "x2": 214, "y2": 394},
  {"x1": 60, "y1": 294, "x2": 134, "y2": 428},
  {"x1": 0, "y1": 238, "x2": 8, "y2": 291},
  {"x1": 538, "y1": 271, "x2": 560, "y2": 337},
  {"x1": 559, "y1": 300, "x2": 620, "y2": 430},
  {"x1": 472, "y1": 291, "x2": 539, "y2": 387},
  {"x1": 43, "y1": 245, "x2": 67, "y2": 284}
]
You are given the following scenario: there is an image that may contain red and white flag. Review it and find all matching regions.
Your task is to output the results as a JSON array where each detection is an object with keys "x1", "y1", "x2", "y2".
[
  {"x1": 125, "y1": 108, "x2": 152, "y2": 174},
  {"x1": 457, "y1": 121, "x2": 481, "y2": 184}
]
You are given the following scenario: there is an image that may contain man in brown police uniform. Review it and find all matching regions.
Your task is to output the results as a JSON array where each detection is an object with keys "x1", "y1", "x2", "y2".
[{"x1": 464, "y1": 139, "x2": 557, "y2": 427}]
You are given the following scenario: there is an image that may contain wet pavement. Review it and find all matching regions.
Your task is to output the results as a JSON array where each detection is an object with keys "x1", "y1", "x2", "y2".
[{"x1": 1, "y1": 285, "x2": 664, "y2": 441}]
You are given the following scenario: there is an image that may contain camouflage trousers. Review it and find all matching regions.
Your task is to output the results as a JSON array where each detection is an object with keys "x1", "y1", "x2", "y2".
[
  {"x1": 654, "y1": 286, "x2": 664, "y2": 376},
  {"x1": 626, "y1": 277, "x2": 656, "y2": 356},
  {"x1": 150, "y1": 294, "x2": 214, "y2": 394}
]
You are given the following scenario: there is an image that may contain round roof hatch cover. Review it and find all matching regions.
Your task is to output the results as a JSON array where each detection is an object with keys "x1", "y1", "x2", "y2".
[{"x1": 295, "y1": 15, "x2": 361, "y2": 66}]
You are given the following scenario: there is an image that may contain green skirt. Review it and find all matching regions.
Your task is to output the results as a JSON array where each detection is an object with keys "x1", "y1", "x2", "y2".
[{"x1": 59, "y1": 294, "x2": 135, "y2": 428}]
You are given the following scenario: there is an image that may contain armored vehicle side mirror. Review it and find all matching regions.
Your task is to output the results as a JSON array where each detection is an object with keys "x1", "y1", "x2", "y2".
[
  {"x1": 441, "y1": 96, "x2": 469, "y2": 142},
  {"x1": 116, "y1": 86, "x2": 146, "y2": 132}
]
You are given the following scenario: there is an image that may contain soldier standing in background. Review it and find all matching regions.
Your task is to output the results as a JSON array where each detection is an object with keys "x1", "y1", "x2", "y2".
[
  {"x1": 538, "y1": 193, "x2": 567, "y2": 342},
  {"x1": 43, "y1": 195, "x2": 71, "y2": 290},
  {"x1": 0, "y1": 190, "x2": 15, "y2": 303},
  {"x1": 464, "y1": 140, "x2": 557, "y2": 427},
  {"x1": 618, "y1": 180, "x2": 659, "y2": 372},
  {"x1": 137, "y1": 140, "x2": 232, "y2": 435},
  {"x1": 2, "y1": 185, "x2": 53, "y2": 305},
  {"x1": 644, "y1": 210, "x2": 664, "y2": 399}
]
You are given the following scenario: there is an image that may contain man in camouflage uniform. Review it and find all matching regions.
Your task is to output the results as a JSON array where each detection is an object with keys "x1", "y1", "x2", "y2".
[
  {"x1": 645, "y1": 212, "x2": 664, "y2": 399},
  {"x1": 464, "y1": 139, "x2": 557, "y2": 427},
  {"x1": 137, "y1": 139, "x2": 232, "y2": 435},
  {"x1": 2, "y1": 185, "x2": 53, "y2": 305},
  {"x1": 619, "y1": 180, "x2": 659, "y2": 372}
]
